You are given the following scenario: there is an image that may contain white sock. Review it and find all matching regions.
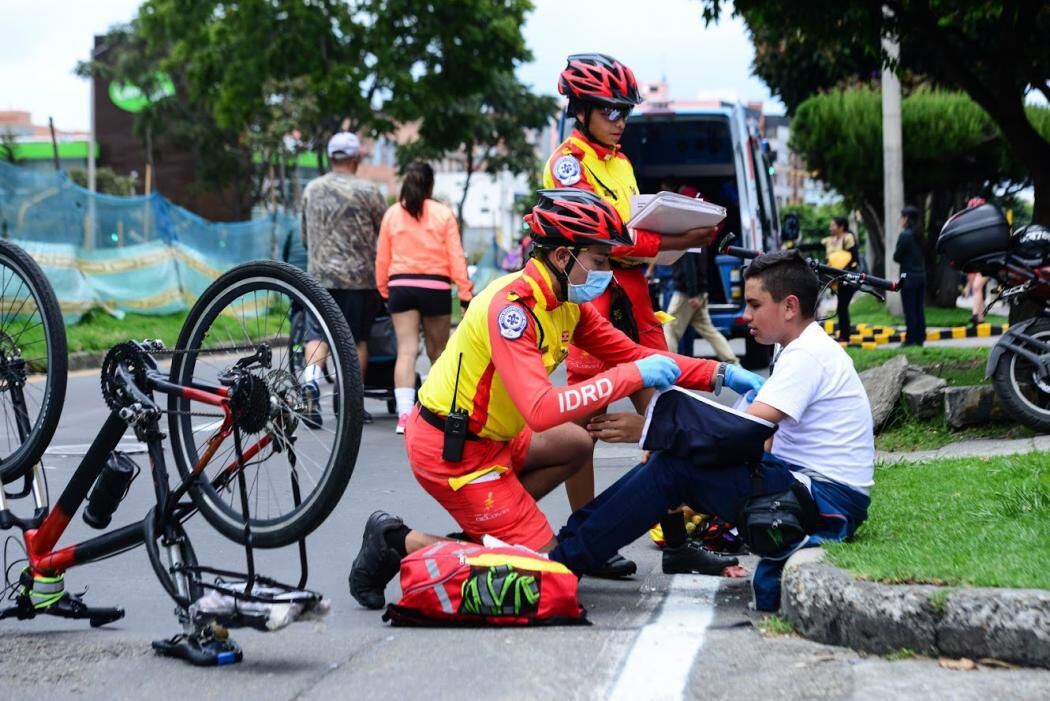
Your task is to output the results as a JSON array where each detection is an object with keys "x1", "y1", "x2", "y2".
[
  {"x1": 394, "y1": 387, "x2": 416, "y2": 417},
  {"x1": 303, "y1": 362, "x2": 322, "y2": 383}
]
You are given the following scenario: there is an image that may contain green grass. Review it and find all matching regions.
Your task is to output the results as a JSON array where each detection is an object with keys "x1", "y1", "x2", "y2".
[
  {"x1": 845, "y1": 345, "x2": 990, "y2": 385},
  {"x1": 875, "y1": 413, "x2": 1035, "y2": 452},
  {"x1": 758, "y1": 614, "x2": 795, "y2": 636},
  {"x1": 848, "y1": 295, "x2": 1007, "y2": 329},
  {"x1": 67, "y1": 304, "x2": 293, "y2": 354},
  {"x1": 883, "y1": 648, "x2": 920, "y2": 661},
  {"x1": 824, "y1": 452, "x2": 1050, "y2": 589},
  {"x1": 67, "y1": 310, "x2": 188, "y2": 353}
]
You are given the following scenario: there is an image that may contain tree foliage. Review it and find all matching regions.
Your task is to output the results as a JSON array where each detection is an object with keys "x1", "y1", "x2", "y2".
[
  {"x1": 81, "y1": 0, "x2": 537, "y2": 217},
  {"x1": 700, "y1": 0, "x2": 1050, "y2": 224},
  {"x1": 68, "y1": 167, "x2": 138, "y2": 196},
  {"x1": 789, "y1": 87, "x2": 1050, "y2": 279},
  {"x1": 398, "y1": 72, "x2": 557, "y2": 226}
]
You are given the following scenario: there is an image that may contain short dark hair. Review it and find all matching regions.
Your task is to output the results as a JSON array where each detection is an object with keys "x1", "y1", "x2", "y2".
[
  {"x1": 832, "y1": 216, "x2": 849, "y2": 231},
  {"x1": 743, "y1": 249, "x2": 820, "y2": 318}
]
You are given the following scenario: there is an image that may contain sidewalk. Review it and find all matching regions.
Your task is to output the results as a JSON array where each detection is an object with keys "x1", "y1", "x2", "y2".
[
  {"x1": 878, "y1": 434, "x2": 1050, "y2": 463},
  {"x1": 782, "y1": 437, "x2": 1050, "y2": 669}
]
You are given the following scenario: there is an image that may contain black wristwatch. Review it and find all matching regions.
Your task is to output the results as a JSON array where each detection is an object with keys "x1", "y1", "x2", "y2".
[{"x1": 713, "y1": 362, "x2": 728, "y2": 395}]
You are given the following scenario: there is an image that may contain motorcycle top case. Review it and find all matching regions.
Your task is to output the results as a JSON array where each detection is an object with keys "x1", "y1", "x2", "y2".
[
  {"x1": 382, "y1": 541, "x2": 589, "y2": 627},
  {"x1": 937, "y1": 203, "x2": 1010, "y2": 269}
]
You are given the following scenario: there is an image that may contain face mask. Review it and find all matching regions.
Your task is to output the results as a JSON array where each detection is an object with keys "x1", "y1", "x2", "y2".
[{"x1": 566, "y1": 253, "x2": 613, "y2": 304}]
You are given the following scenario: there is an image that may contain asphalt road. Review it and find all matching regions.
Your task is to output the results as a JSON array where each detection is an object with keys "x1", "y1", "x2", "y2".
[{"x1": 1, "y1": 362, "x2": 1047, "y2": 700}]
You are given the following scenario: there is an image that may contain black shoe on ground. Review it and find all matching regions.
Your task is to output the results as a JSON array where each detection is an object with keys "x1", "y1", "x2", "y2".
[
  {"x1": 362, "y1": 409, "x2": 373, "y2": 424},
  {"x1": 662, "y1": 541, "x2": 739, "y2": 575},
  {"x1": 582, "y1": 552, "x2": 637, "y2": 579},
  {"x1": 349, "y1": 511, "x2": 404, "y2": 610}
]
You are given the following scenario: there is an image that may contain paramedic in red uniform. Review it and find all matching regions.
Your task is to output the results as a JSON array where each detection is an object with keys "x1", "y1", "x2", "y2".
[
  {"x1": 349, "y1": 189, "x2": 761, "y2": 610},
  {"x1": 544, "y1": 53, "x2": 720, "y2": 576}
]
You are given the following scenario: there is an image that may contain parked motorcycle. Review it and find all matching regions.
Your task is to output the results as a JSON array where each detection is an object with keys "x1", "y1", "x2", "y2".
[{"x1": 937, "y1": 203, "x2": 1050, "y2": 431}]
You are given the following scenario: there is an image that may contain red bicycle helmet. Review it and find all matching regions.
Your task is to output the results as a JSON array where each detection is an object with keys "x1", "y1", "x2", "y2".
[
  {"x1": 524, "y1": 189, "x2": 633, "y2": 248},
  {"x1": 558, "y1": 53, "x2": 643, "y2": 108}
]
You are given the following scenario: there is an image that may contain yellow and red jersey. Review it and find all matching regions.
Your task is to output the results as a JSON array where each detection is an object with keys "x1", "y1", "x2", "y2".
[
  {"x1": 416, "y1": 258, "x2": 716, "y2": 444},
  {"x1": 543, "y1": 129, "x2": 669, "y2": 379},
  {"x1": 542, "y1": 129, "x2": 661, "y2": 262}
]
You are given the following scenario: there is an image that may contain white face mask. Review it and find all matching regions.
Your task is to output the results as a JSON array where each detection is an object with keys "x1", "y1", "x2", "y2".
[{"x1": 566, "y1": 252, "x2": 613, "y2": 304}]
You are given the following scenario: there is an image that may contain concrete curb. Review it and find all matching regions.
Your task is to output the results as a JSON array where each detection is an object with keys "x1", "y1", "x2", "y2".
[
  {"x1": 68, "y1": 350, "x2": 109, "y2": 372},
  {"x1": 780, "y1": 549, "x2": 1050, "y2": 668}
]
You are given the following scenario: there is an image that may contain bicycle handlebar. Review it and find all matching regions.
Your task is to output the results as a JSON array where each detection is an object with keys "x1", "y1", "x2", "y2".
[{"x1": 720, "y1": 242, "x2": 900, "y2": 292}]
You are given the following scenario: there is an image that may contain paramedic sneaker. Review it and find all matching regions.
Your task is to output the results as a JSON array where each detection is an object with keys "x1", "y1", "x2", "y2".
[
  {"x1": 349, "y1": 511, "x2": 405, "y2": 610},
  {"x1": 662, "y1": 540, "x2": 738, "y2": 575},
  {"x1": 583, "y1": 552, "x2": 637, "y2": 579},
  {"x1": 302, "y1": 380, "x2": 322, "y2": 429},
  {"x1": 395, "y1": 413, "x2": 408, "y2": 435}
]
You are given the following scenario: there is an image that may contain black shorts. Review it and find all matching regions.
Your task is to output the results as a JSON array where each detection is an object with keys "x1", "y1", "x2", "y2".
[
  {"x1": 306, "y1": 289, "x2": 381, "y2": 344},
  {"x1": 387, "y1": 286, "x2": 452, "y2": 317}
]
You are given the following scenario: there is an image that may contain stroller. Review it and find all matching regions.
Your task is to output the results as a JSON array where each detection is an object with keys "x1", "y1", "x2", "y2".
[{"x1": 362, "y1": 304, "x2": 420, "y2": 415}]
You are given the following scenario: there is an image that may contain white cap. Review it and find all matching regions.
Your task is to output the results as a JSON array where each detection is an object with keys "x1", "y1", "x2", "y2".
[{"x1": 327, "y1": 132, "x2": 361, "y2": 159}]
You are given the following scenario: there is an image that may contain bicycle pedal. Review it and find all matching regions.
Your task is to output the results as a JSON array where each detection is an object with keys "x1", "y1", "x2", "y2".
[{"x1": 152, "y1": 631, "x2": 243, "y2": 667}]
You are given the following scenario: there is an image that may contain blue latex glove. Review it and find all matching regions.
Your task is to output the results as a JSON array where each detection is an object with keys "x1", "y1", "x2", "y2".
[
  {"x1": 634, "y1": 355, "x2": 681, "y2": 389},
  {"x1": 724, "y1": 364, "x2": 765, "y2": 400}
]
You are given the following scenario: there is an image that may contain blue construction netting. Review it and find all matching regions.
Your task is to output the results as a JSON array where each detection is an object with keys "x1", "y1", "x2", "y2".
[{"x1": 0, "y1": 161, "x2": 296, "y2": 322}]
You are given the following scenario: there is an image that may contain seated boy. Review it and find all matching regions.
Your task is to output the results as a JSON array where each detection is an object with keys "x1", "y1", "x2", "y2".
[{"x1": 548, "y1": 249, "x2": 875, "y2": 608}]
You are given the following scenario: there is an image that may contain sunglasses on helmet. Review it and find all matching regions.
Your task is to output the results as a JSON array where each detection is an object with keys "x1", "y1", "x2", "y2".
[{"x1": 598, "y1": 106, "x2": 631, "y2": 122}]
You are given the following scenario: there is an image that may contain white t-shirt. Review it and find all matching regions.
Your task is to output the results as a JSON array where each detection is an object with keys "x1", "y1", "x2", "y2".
[{"x1": 754, "y1": 322, "x2": 874, "y2": 491}]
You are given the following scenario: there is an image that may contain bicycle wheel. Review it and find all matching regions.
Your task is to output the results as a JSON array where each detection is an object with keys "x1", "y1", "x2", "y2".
[
  {"x1": 167, "y1": 261, "x2": 362, "y2": 547},
  {"x1": 144, "y1": 507, "x2": 203, "y2": 609},
  {"x1": 0, "y1": 240, "x2": 67, "y2": 484}
]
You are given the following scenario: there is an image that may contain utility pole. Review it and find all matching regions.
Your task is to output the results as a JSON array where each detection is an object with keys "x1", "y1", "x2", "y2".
[
  {"x1": 882, "y1": 6, "x2": 904, "y2": 315},
  {"x1": 87, "y1": 44, "x2": 98, "y2": 249}
]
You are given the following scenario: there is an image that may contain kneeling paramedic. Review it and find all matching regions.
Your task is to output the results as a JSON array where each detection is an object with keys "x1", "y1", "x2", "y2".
[
  {"x1": 546, "y1": 250, "x2": 874, "y2": 610},
  {"x1": 349, "y1": 189, "x2": 762, "y2": 610}
]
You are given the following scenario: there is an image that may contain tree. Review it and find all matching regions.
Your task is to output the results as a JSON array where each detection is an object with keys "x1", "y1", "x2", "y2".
[
  {"x1": 68, "y1": 167, "x2": 137, "y2": 196},
  {"x1": 700, "y1": 1, "x2": 1050, "y2": 224},
  {"x1": 789, "y1": 87, "x2": 1050, "y2": 288},
  {"x1": 0, "y1": 131, "x2": 19, "y2": 164},
  {"x1": 80, "y1": 0, "x2": 537, "y2": 217},
  {"x1": 398, "y1": 72, "x2": 557, "y2": 227}
]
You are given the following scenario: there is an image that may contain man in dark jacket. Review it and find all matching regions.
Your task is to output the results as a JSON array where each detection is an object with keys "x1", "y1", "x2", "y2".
[
  {"x1": 894, "y1": 205, "x2": 927, "y2": 347},
  {"x1": 664, "y1": 248, "x2": 738, "y2": 363}
]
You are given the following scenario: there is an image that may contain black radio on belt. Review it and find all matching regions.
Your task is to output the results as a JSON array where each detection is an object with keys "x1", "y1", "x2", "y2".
[{"x1": 442, "y1": 353, "x2": 468, "y2": 462}]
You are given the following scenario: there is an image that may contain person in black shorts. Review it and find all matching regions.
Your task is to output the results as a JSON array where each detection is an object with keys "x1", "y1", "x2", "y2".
[
  {"x1": 301, "y1": 131, "x2": 387, "y2": 426},
  {"x1": 375, "y1": 162, "x2": 474, "y2": 434}
]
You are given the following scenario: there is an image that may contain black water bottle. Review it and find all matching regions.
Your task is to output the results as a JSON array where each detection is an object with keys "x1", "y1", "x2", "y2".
[{"x1": 83, "y1": 451, "x2": 137, "y2": 529}]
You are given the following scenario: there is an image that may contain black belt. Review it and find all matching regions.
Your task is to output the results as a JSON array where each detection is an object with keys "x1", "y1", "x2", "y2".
[{"x1": 418, "y1": 405, "x2": 480, "y2": 440}]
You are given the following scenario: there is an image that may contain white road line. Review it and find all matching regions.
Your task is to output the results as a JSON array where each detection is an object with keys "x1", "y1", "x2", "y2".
[
  {"x1": 608, "y1": 575, "x2": 720, "y2": 701},
  {"x1": 193, "y1": 419, "x2": 225, "y2": 432}
]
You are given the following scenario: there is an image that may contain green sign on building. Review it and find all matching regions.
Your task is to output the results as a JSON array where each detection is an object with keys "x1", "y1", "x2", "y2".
[{"x1": 108, "y1": 73, "x2": 176, "y2": 113}]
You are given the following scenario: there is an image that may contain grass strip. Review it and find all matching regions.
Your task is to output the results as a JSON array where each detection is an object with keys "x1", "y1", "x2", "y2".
[
  {"x1": 825, "y1": 452, "x2": 1050, "y2": 590},
  {"x1": 847, "y1": 295, "x2": 1006, "y2": 329}
]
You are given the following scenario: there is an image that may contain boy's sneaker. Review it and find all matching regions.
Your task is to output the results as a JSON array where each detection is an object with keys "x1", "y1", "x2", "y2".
[
  {"x1": 395, "y1": 413, "x2": 408, "y2": 435},
  {"x1": 662, "y1": 541, "x2": 738, "y2": 575},
  {"x1": 349, "y1": 511, "x2": 405, "y2": 610},
  {"x1": 302, "y1": 380, "x2": 322, "y2": 429}
]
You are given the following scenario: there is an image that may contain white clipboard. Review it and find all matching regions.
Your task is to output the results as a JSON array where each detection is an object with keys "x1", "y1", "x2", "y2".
[
  {"x1": 626, "y1": 191, "x2": 727, "y2": 236},
  {"x1": 626, "y1": 192, "x2": 727, "y2": 265}
]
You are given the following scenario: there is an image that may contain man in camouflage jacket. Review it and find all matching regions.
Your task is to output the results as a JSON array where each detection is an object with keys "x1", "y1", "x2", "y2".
[{"x1": 300, "y1": 131, "x2": 387, "y2": 425}]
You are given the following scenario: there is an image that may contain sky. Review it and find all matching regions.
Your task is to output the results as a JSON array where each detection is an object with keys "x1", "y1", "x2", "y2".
[{"x1": 0, "y1": 0, "x2": 780, "y2": 134}]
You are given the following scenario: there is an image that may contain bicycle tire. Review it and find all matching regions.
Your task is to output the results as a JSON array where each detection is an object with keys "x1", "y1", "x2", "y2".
[
  {"x1": 0, "y1": 240, "x2": 67, "y2": 484},
  {"x1": 167, "y1": 261, "x2": 362, "y2": 547}
]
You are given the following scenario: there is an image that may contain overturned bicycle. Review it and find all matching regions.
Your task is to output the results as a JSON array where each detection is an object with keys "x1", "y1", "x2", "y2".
[{"x1": 0, "y1": 247, "x2": 363, "y2": 666}]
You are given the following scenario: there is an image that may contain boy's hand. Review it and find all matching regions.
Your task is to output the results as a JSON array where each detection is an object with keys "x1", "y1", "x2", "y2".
[{"x1": 587, "y1": 412, "x2": 645, "y2": 443}]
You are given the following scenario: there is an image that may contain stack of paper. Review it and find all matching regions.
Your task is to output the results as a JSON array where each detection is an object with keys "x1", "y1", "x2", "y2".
[{"x1": 625, "y1": 191, "x2": 727, "y2": 265}]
